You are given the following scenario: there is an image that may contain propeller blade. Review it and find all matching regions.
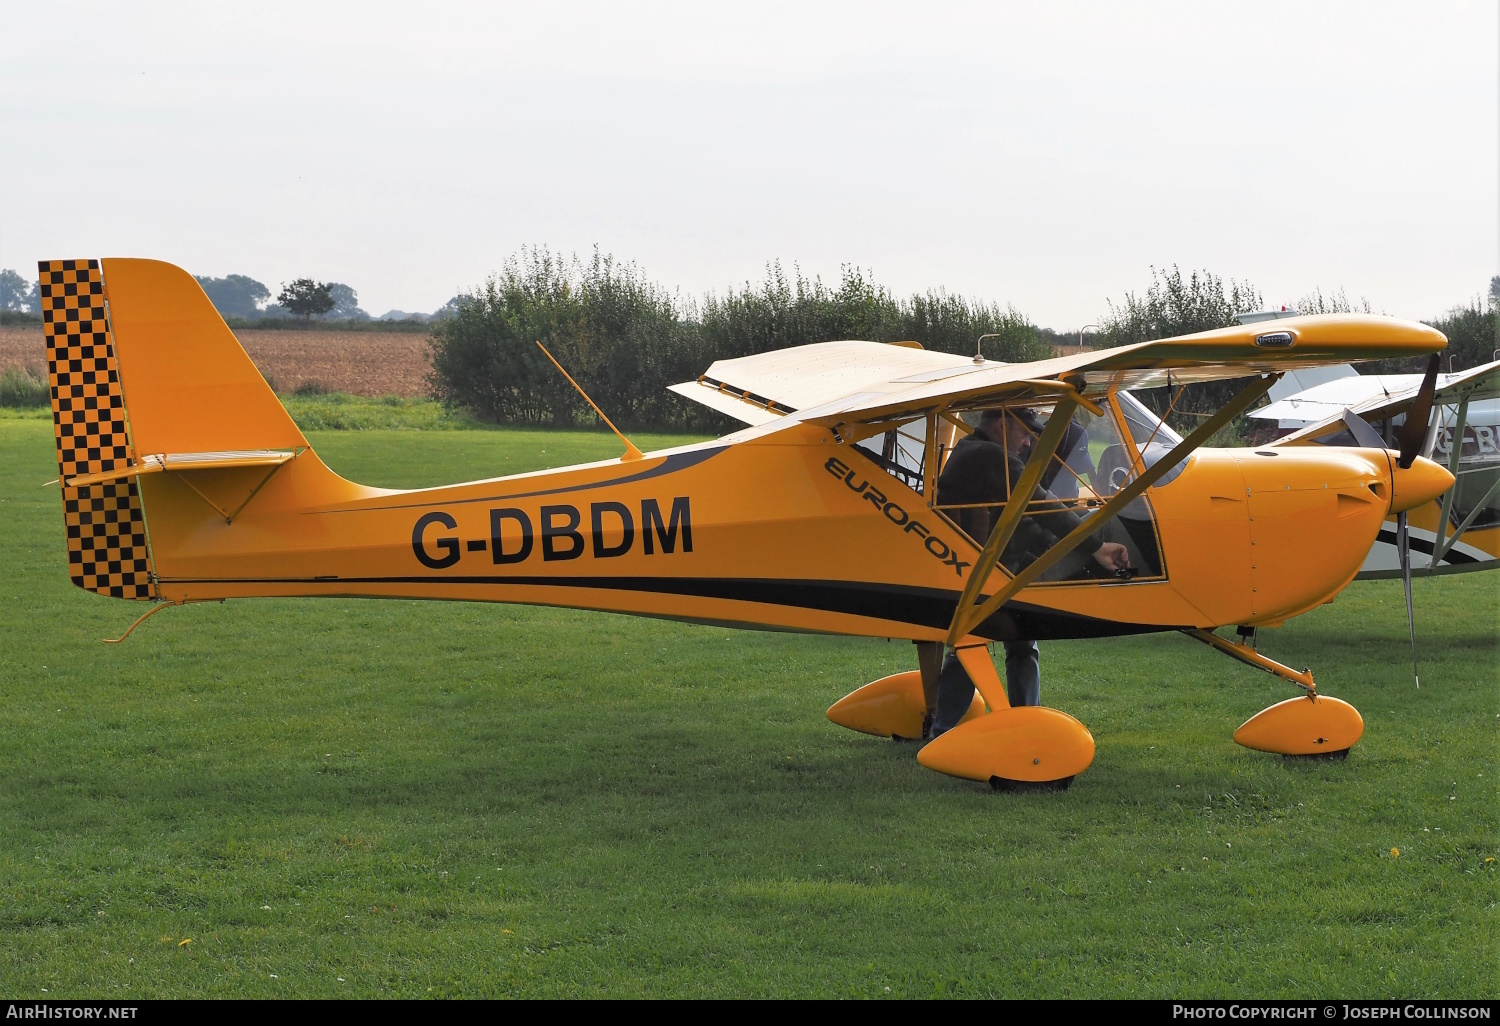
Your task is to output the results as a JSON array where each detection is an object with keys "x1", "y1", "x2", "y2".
[
  {"x1": 1396, "y1": 510, "x2": 1419, "y2": 689},
  {"x1": 1396, "y1": 353, "x2": 1441, "y2": 469}
]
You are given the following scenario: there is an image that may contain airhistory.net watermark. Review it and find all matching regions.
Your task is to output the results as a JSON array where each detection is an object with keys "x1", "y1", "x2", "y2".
[{"x1": 5, "y1": 1008, "x2": 137, "y2": 1020}]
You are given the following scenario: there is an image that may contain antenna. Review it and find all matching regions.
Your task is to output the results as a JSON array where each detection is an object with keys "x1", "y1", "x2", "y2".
[{"x1": 534, "y1": 341, "x2": 645, "y2": 462}]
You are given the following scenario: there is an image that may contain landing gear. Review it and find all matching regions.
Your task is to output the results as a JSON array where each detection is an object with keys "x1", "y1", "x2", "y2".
[
  {"x1": 826, "y1": 642, "x2": 1094, "y2": 788},
  {"x1": 824, "y1": 668, "x2": 981, "y2": 740},
  {"x1": 991, "y1": 775, "x2": 1074, "y2": 792},
  {"x1": 918, "y1": 704, "x2": 1094, "y2": 783},
  {"x1": 1184, "y1": 628, "x2": 1365, "y2": 758},
  {"x1": 1284, "y1": 749, "x2": 1350, "y2": 763}
]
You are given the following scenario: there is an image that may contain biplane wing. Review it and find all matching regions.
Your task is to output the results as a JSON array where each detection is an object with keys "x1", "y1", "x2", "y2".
[
  {"x1": 1268, "y1": 359, "x2": 1500, "y2": 445},
  {"x1": 1266, "y1": 359, "x2": 1500, "y2": 580}
]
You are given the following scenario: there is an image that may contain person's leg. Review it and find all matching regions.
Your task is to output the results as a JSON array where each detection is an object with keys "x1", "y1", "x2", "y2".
[
  {"x1": 930, "y1": 651, "x2": 975, "y2": 737},
  {"x1": 1004, "y1": 640, "x2": 1041, "y2": 707}
]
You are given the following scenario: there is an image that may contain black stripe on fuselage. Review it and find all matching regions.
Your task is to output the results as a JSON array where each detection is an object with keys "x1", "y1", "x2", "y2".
[
  {"x1": 1376, "y1": 529, "x2": 1477, "y2": 564},
  {"x1": 156, "y1": 572, "x2": 1173, "y2": 641}
]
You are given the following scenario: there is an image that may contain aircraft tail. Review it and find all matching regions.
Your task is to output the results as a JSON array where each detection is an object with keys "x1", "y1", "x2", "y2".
[
  {"x1": 40, "y1": 259, "x2": 158, "y2": 600},
  {"x1": 40, "y1": 258, "x2": 323, "y2": 602}
]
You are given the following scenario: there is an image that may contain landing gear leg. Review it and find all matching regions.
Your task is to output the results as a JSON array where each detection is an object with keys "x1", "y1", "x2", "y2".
[
  {"x1": 1183, "y1": 628, "x2": 1364, "y2": 757},
  {"x1": 915, "y1": 641, "x2": 943, "y2": 740}
]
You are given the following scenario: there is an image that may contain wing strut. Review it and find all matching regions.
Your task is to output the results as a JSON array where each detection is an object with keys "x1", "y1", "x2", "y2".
[
  {"x1": 943, "y1": 374, "x2": 1278, "y2": 645},
  {"x1": 535, "y1": 341, "x2": 645, "y2": 462},
  {"x1": 1429, "y1": 390, "x2": 1473, "y2": 570},
  {"x1": 942, "y1": 397, "x2": 1079, "y2": 648}
]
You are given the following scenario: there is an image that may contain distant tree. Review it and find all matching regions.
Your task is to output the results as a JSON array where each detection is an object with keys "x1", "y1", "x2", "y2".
[
  {"x1": 431, "y1": 295, "x2": 470, "y2": 321},
  {"x1": 695, "y1": 262, "x2": 1052, "y2": 363},
  {"x1": 1096, "y1": 265, "x2": 1262, "y2": 349},
  {"x1": 0, "y1": 269, "x2": 36, "y2": 313},
  {"x1": 324, "y1": 283, "x2": 368, "y2": 320},
  {"x1": 428, "y1": 246, "x2": 1053, "y2": 431},
  {"x1": 1359, "y1": 284, "x2": 1499, "y2": 376},
  {"x1": 1426, "y1": 297, "x2": 1498, "y2": 373},
  {"x1": 195, "y1": 274, "x2": 271, "y2": 318},
  {"x1": 1096, "y1": 265, "x2": 1263, "y2": 423},
  {"x1": 278, "y1": 279, "x2": 335, "y2": 319},
  {"x1": 1295, "y1": 286, "x2": 1372, "y2": 316}
]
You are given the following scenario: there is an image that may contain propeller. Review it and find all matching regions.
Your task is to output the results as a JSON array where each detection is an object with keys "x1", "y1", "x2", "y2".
[
  {"x1": 1396, "y1": 508, "x2": 1418, "y2": 689},
  {"x1": 1396, "y1": 353, "x2": 1441, "y2": 470},
  {"x1": 1392, "y1": 353, "x2": 1441, "y2": 689}
]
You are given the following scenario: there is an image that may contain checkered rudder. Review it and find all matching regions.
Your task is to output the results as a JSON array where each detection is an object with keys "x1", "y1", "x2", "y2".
[{"x1": 39, "y1": 259, "x2": 156, "y2": 601}]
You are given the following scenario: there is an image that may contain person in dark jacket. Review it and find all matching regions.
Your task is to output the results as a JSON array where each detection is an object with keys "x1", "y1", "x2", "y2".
[{"x1": 928, "y1": 407, "x2": 1129, "y2": 737}]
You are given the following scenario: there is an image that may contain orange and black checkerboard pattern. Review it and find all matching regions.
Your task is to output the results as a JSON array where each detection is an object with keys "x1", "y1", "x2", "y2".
[{"x1": 39, "y1": 259, "x2": 156, "y2": 601}]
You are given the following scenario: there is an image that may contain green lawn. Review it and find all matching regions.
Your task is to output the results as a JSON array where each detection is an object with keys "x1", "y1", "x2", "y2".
[{"x1": 0, "y1": 410, "x2": 1495, "y2": 998}]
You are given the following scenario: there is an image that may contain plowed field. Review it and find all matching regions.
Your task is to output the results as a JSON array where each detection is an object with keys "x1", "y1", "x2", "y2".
[{"x1": 0, "y1": 325, "x2": 431, "y2": 397}]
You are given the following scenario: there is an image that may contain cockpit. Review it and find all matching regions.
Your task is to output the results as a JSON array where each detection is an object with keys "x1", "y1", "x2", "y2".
[{"x1": 852, "y1": 390, "x2": 1178, "y2": 585}]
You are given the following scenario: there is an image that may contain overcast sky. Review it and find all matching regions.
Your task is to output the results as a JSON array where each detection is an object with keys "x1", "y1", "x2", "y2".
[{"x1": 1, "y1": 1, "x2": 1495, "y2": 328}]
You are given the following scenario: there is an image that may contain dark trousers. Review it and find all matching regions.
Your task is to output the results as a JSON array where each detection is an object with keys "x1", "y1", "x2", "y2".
[{"x1": 931, "y1": 641, "x2": 1041, "y2": 736}]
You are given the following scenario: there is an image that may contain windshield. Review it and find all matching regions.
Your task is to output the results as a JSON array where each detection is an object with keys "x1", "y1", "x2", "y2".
[{"x1": 1117, "y1": 390, "x2": 1184, "y2": 448}]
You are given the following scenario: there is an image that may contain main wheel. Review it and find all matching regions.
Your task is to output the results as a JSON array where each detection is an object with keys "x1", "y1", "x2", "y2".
[
  {"x1": 1283, "y1": 748, "x2": 1349, "y2": 763},
  {"x1": 990, "y1": 775, "x2": 1074, "y2": 793}
]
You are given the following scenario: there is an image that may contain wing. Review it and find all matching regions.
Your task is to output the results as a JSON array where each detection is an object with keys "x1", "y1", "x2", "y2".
[
  {"x1": 795, "y1": 314, "x2": 1446, "y2": 428},
  {"x1": 1274, "y1": 358, "x2": 1500, "y2": 446},
  {"x1": 1346, "y1": 358, "x2": 1500, "y2": 423},
  {"x1": 668, "y1": 314, "x2": 1444, "y2": 430},
  {"x1": 1249, "y1": 369, "x2": 1401, "y2": 424},
  {"x1": 668, "y1": 340, "x2": 972, "y2": 425}
]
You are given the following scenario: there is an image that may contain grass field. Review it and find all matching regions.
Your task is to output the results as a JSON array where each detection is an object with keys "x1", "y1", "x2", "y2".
[{"x1": 0, "y1": 409, "x2": 1495, "y2": 999}]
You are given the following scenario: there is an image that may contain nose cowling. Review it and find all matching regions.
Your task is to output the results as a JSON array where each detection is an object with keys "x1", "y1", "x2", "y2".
[{"x1": 1389, "y1": 454, "x2": 1455, "y2": 514}]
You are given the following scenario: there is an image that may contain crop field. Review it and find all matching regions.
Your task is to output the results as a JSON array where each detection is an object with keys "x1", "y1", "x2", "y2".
[
  {"x1": 0, "y1": 326, "x2": 430, "y2": 397},
  {"x1": 0, "y1": 405, "x2": 1495, "y2": 998}
]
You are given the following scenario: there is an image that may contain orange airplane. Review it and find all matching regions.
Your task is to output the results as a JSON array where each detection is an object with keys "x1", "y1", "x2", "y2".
[{"x1": 39, "y1": 258, "x2": 1455, "y2": 789}]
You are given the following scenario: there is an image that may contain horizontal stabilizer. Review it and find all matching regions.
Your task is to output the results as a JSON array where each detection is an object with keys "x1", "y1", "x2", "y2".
[{"x1": 65, "y1": 449, "x2": 298, "y2": 488}]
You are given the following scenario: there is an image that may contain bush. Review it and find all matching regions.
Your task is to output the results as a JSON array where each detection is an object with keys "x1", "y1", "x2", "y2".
[
  {"x1": 1096, "y1": 265, "x2": 1264, "y2": 425},
  {"x1": 428, "y1": 248, "x2": 1054, "y2": 432},
  {"x1": 0, "y1": 366, "x2": 48, "y2": 408},
  {"x1": 1433, "y1": 298, "x2": 1500, "y2": 372},
  {"x1": 428, "y1": 248, "x2": 696, "y2": 429}
]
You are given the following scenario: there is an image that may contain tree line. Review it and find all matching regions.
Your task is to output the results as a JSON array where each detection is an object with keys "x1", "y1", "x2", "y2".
[
  {"x1": 426, "y1": 247, "x2": 1055, "y2": 433},
  {"x1": 4, "y1": 258, "x2": 1494, "y2": 426},
  {"x1": 1091, "y1": 267, "x2": 1500, "y2": 423},
  {"x1": 427, "y1": 251, "x2": 1499, "y2": 433}
]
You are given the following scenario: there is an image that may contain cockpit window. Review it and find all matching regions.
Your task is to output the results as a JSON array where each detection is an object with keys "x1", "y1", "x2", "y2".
[
  {"x1": 854, "y1": 419, "x2": 926, "y2": 492},
  {"x1": 1117, "y1": 390, "x2": 1184, "y2": 448},
  {"x1": 930, "y1": 400, "x2": 1167, "y2": 584}
]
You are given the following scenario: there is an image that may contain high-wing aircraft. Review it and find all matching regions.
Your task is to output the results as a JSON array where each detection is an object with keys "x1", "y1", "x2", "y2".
[{"x1": 38, "y1": 258, "x2": 1455, "y2": 789}]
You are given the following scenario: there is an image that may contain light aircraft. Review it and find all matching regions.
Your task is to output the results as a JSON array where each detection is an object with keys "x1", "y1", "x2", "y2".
[
  {"x1": 39, "y1": 258, "x2": 1455, "y2": 789},
  {"x1": 1249, "y1": 359, "x2": 1500, "y2": 579}
]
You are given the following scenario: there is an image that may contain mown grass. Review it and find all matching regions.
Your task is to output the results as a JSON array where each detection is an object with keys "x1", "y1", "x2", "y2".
[
  {"x1": 0, "y1": 417, "x2": 1495, "y2": 999},
  {"x1": 276, "y1": 393, "x2": 483, "y2": 432}
]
